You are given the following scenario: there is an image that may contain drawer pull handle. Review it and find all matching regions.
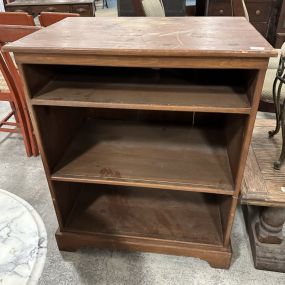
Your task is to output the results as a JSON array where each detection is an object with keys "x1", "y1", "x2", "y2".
[
  {"x1": 256, "y1": 9, "x2": 261, "y2": 15},
  {"x1": 219, "y1": 9, "x2": 224, "y2": 15},
  {"x1": 76, "y1": 8, "x2": 87, "y2": 13}
]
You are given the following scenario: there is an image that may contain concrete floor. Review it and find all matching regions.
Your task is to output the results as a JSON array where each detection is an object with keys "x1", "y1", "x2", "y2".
[{"x1": 1, "y1": 98, "x2": 285, "y2": 284}]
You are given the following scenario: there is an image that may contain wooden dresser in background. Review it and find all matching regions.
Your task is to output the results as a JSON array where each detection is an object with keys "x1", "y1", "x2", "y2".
[
  {"x1": 206, "y1": 0, "x2": 285, "y2": 47},
  {"x1": 245, "y1": 0, "x2": 284, "y2": 47},
  {"x1": 4, "y1": 0, "x2": 96, "y2": 17}
]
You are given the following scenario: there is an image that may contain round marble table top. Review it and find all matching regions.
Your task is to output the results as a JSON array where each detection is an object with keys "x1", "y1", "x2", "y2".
[{"x1": 0, "y1": 189, "x2": 47, "y2": 285}]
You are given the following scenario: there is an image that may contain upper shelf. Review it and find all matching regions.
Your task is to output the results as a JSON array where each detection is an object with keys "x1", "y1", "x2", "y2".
[
  {"x1": 31, "y1": 81, "x2": 250, "y2": 114},
  {"x1": 5, "y1": 17, "x2": 276, "y2": 58},
  {"x1": 31, "y1": 67, "x2": 251, "y2": 114}
]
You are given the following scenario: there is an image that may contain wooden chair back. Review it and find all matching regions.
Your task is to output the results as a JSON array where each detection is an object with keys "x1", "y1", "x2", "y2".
[
  {"x1": 0, "y1": 12, "x2": 35, "y2": 26},
  {"x1": 141, "y1": 0, "x2": 165, "y2": 16},
  {"x1": 0, "y1": 25, "x2": 41, "y2": 45},
  {"x1": 39, "y1": 12, "x2": 80, "y2": 27},
  {"x1": 0, "y1": 24, "x2": 41, "y2": 156},
  {"x1": 132, "y1": 0, "x2": 165, "y2": 16}
]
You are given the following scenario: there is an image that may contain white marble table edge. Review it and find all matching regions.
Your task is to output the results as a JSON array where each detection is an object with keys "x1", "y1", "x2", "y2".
[{"x1": 0, "y1": 189, "x2": 47, "y2": 285}]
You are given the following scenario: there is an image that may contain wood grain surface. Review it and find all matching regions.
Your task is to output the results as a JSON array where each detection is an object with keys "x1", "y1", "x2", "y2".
[
  {"x1": 242, "y1": 117, "x2": 285, "y2": 206},
  {"x1": 31, "y1": 67, "x2": 250, "y2": 114},
  {"x1": 51, "y1": 119, "x2": 235, "y2": 194},
  {"x1": 65, "y1": 185, "x2": 224, "y2": 246},
  {"x1": 4, "y1": 17, "x2": 276, "y2": 58}
]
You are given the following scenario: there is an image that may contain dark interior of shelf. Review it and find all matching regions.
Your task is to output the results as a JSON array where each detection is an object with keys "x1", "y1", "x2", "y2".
[
  {"x1": 28, "y1": 65, "x2": 251, "y2": 113},
  {"x1": 47, "y1": 111, "x2": 236, "y2": 194},
  {"x1": 63, "y1": 184, "x2": 224, "y2": 246}
]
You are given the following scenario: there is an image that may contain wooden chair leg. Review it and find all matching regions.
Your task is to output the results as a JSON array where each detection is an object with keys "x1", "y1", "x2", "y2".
[
  {"x1": 14, "y1": 103, "x2": 33, "y2": 156},
  {"x1": 9, "y1": 101, "x2": 19, "y2": 123},
  {"x1": 0, "y1": 54, "x2": 33, "y2": 156},
  {"x1": 2, "y1": 51, "x2": 39, "y2": 156}
]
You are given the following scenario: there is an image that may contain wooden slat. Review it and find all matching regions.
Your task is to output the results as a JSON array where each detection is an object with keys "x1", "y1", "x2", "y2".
[
  {"x1": 242, "y1": 117, "x2": 285, "y2": 206},
  {"x1": 242, "y1": 147, "x2": 268, "y2": 201},
  {"x1": 51, "y1": 119, "x2": 235, "y2": 195},
  {"x1": 13, "y1": 53, "x2": 270, "y2": 69}
]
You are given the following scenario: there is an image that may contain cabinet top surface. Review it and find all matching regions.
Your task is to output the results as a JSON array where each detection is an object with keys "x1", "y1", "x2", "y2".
[{"x1": 5, "y1": 17, "x2": 276, "y2": 58}]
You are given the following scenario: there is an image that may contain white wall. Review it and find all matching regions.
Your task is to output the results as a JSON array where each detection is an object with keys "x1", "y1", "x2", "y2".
[{"x1": 0, "y1": 0, "x2": 5, "y2": 12}]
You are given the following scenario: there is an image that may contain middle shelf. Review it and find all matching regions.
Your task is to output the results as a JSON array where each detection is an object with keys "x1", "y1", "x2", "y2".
[{"x1": 51, "y1": 118, "x2": 235, "y2": 195}]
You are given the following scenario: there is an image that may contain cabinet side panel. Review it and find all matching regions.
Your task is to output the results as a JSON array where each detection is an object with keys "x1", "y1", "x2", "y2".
[
  {"x1": 225, "y1": 115, "x2": 246, "y2": 185},
  {"x1": 18, "y1": 64, "x2": 86, "y2": 228},
  {"x1": 52, "y1": 182, "x2": 82, "y2": 227},
  {"x1": 33, "y1": 106, "x2": 85, "y2": 172},
  {"x1": 233, "y1": 69, "x2": 266, "y2": 197},
  {"x1": 219, "y1": 195, "x2": 237, "y2": 247},
  {"x1": 21, "y1": 64, "x2": 55, "y2": 98}
]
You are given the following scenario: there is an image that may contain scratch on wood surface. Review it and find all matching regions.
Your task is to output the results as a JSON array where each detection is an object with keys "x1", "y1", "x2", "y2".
[
  {"x1": 176, "y1": 33, "x2": 183, "y2": 47},
  {"x1": 158, "y1": 30, "x2": 191, "y2": 37}
]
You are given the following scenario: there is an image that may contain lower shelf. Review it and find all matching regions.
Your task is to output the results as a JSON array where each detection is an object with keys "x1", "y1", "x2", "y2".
[
  {"x1": 64, "y1": 185, "x2": 224, "y2": 246},
  {"x1": 56, "y1": 184, "x2": 232, "y2": 268}
]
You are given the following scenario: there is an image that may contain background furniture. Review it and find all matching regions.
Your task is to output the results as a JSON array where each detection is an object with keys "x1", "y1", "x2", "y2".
[
  {"x1": 0, "y1": 50, "x2": 33, "y2": 153},
  {"x1": 0, "y1": 0, "x2": 4, "y2": 11},
  {"x1": 0, "y1": 10, "x2": 35, "y2": 24},
  {"x1": 6, "y1": 17, "x2": 274, "y2": 269},
  {"x1": 205, "y1": 0, "x2": 285, "y2": 48},
  {"x1": 0, "y1": 12, "x2": 39, "y2": 156},
  {"x1": 256, "y1": 43, "x2": 285, "y2": 169},
  {"x1": 119, "y1": 0, "x2": 185, "y2": 16},
  {"x1": 268, "y1": 49, "x2": 285, "y2": 169},
  {"x1": 141, "y1": 0, "x2": 165, "y2": 16},
  {"x1": 276, "y1": 0, "x2": 285, "y2": 48},
  {"x1": 39, "y1": 11, "x2": 79, "y2": 26},
  {"x1": 102, "y1": 0, "x2": 108, "y2": 8},
  {"x1": 242, "y1": 117, "x2": 285, "y2": 272},
  {"x1": 0, "y1": 188, "x2": 47, "y2": 284},
  {"x1": 5, "y1": 0, "x2": 96, "y2": 17},
  {"x1": 120, "y1": 0, "x2": 285, "y2": 48}
]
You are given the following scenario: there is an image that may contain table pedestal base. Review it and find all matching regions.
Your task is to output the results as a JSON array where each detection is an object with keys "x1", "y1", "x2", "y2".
[{"x1": 243, "y1": 205, "x2": 285, "y2": 272}]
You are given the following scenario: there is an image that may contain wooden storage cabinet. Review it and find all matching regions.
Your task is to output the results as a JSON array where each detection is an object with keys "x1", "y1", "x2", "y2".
[
  {"x1": 23, "y1": 63, "x2": 253, "y2": 268},
  {"x1": 6, "y1": 17, "x2": 274, "y2": 269}
]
